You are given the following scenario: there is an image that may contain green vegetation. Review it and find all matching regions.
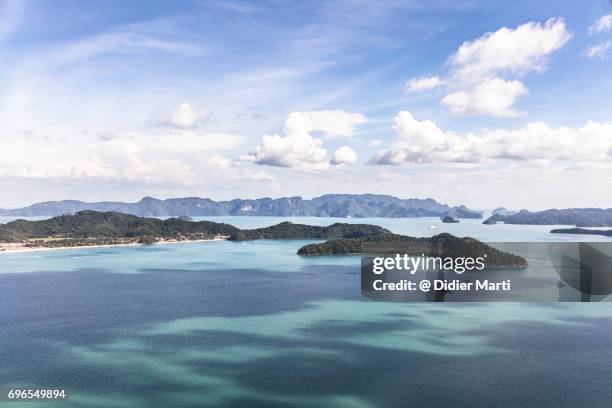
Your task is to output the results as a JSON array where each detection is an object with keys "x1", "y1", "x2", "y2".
[
  {"x1": 0, "y1": 211, "x2": 391, "y2": 248},
  {"x1": 227, "y1": 221, "x2": 390, "y2": 241},
  {"x1": 297, "y1": 233, "x2": 528, "y2": 267},
  {"x1": 0, "y1": 211, "x2": 239, "y2": 243}
]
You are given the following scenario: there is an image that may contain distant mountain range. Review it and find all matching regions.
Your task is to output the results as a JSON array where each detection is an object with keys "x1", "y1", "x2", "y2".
[
  {"x1": 484, "y1": 208, "x2": 612, "y2": 227},
  {"x1": 0, "y1": 194, "x2": 483, "y2": 219}
]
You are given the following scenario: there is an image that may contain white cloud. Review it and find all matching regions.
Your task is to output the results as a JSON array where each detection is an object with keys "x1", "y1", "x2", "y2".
[
  {"x1": 583, "y1": 41, "x2": 610, "y2": 59},
  {"x1": 440, "y1": 78, "x2": 527, "y2": 117},
  {"x1": 405, "y1": 76, "x2": 443, "y2": 92},
  {"x1": 0, "y1": 130, "x2": 244, "y2": 185},
  {"x1": 331, "y1": 145, "x2": 358, "y2": 165},
  {"x1": 243, "y1": 111, "x2": 363, "y2": 169},
  {"x1": 153, "y1": 102, "x2": 210, "y2": 129},
  {"x1": 369, "y1": 111, "x2": 612, "y2": 165},
  {"x1": 290, "y1": 110, "x2": 367, "y2": 138},
  {"x1": 589, "y1": 14, "x2": 612, "y2": 35},
  {"x1": 448, "y1": 18, "x2": 571, "y2": 81},
  {"x1": 409, "y1": 18, "x2": 570, "y2": 117},
  {"x1": 242, "y1": 170, "x2": 276, "y2": 182}
]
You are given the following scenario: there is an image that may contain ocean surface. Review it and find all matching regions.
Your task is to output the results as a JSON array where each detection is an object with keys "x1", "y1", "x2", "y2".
[{"x1": 1, "y1": 216, "x2": 611, "y2": 407}]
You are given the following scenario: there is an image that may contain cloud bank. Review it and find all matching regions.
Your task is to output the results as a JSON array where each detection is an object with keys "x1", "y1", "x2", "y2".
[{"x1": 369, "y1": 111, "x2": 612, "y2": 165}]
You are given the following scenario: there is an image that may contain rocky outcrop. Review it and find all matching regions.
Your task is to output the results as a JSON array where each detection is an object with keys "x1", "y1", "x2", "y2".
[{"x1": 441, "y1": 215, "x2": 460, "y2": 223}]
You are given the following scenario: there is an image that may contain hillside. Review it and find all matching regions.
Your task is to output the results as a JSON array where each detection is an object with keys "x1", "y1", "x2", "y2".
[
  {"x1": 0, "y1": 194, "x2": 481, "y2": 219},
  {"x1": 297, "y1": 233, "x2": 528, "y2": 267},
  {"x1": 0, "y1": 211, "x2": 391, "y2": 246},
  {"x1": 228, "y1": 221, "x2": 390, "y2": 241},
  {"x1": 0, "y1": 211, "x2": 240, "y2": 242}
]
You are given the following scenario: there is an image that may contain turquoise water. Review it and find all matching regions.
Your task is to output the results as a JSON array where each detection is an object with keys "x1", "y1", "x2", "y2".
[{"x1": 1, "y1": 217, "x2": 612, "y2": 407}]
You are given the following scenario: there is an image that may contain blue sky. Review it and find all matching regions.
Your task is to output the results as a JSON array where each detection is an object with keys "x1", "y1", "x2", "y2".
[{"x1": 0, "y1": 0, "x2": 611, "y2": 209}]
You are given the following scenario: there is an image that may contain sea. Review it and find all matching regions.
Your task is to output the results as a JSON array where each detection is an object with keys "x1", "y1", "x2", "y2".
[{"x1": 1, "y1": 216, "x2": 611, "y2": 407}]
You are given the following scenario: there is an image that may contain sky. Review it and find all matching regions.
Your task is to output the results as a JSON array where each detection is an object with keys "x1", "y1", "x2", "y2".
[{"x1": 0, "y1": 0, "x2": 611, "y2": 209}]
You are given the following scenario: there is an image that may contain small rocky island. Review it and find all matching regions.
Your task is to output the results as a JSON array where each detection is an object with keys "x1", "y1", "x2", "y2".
[
  {"x1": 297, "y1": 233, "x2": 528, "y2": 268},
  {"x1": 441, "y1": 215, "x2": 459, "y2": 223},
  {"x1": 550, "y1": 228, "x2": 612, "y2": 237}
]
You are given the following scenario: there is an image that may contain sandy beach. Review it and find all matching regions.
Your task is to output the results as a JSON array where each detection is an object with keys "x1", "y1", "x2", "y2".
[{"x1": 0, "y1": 237, "x2": 228, "y2": 255}]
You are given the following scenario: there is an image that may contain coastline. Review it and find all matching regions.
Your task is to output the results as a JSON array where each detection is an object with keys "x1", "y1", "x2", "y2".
[{"x1": 0, "y1": 237, "x2": 228, "y2": 255}]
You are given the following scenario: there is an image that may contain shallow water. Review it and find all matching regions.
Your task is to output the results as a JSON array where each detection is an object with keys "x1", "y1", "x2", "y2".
[{"x1": 1, "y1": 217, "x2": 611, "y2": 407}]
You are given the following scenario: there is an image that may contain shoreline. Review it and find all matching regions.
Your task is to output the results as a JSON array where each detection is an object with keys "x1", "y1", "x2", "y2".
[{"x1": 0, "y1": 237, "x2": 228, "y2": 255}]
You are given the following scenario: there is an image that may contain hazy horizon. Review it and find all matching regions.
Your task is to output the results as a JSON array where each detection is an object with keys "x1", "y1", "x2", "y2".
[{"x1": 2, "y1": 192, "x2": 607, "y2": 213}]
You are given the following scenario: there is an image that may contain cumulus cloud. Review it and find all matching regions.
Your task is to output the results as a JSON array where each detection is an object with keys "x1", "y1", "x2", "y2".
[
  {"x1": 243, "y1": 111, "x2": 363, "y2": 169},
  {"x1": 583, "y1": 41, "x2": 610, "y2": 59},
  {"x1": 369, "y1": 111, "x2": 612, "y2": 165},
  {"x1": 405, "y1": 76, "x2": 443, "y2": 92},
  {"x1": 440, "y1": 78, "x2": 527, "y2": 117},
  {"x1": 406, "y1": 18, "x2": 571, "y2": 117},
  {"x1": 153, "y1": 102, "x2": 209, "y2": 129},
  {"x1": 331, "y1": 145, "x2": 358, "y2": 165},
  {"x1": 448, "y1": 18, "x2": 571, "y2": 81},
  {"x1": 589, "y1": 14, "x2": 612, "y2": 35}
]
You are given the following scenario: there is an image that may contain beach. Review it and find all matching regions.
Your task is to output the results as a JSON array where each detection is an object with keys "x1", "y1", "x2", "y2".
[{"x1": 0, "y1": 236, "x2": 228, "y2": 254}]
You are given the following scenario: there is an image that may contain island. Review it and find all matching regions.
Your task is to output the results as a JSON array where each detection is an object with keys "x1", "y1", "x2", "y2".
[
  {"x1": 483, "y1": 208, "x2": 612, "y2": 227},
  {"x1": 297, "y1": 233, "x2": 528, "y2": 267},
  {"x1": 0, "y1": 211, "x2": 391, "y2": 251},
  {"x1": 550, "y1": 228, "x2": 612, "y2": 237},
  {"x1": 441, "y1": 215, "x2": 460, "y2": 223}
]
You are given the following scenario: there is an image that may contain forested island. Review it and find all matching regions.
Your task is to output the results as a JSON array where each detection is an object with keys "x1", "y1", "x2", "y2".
[
  {"x1": 483, "y1": 208, "x2": 612, "y2": 227},
  {"x1": 0, "y1": 211, "x2": 389, "y2": 250},
  {"x1": 297, "y1": 233, "x2": 528, "y2": 267},
  {"x1": 550, "y1": 228, "x2": 612, "y2": 237}
]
